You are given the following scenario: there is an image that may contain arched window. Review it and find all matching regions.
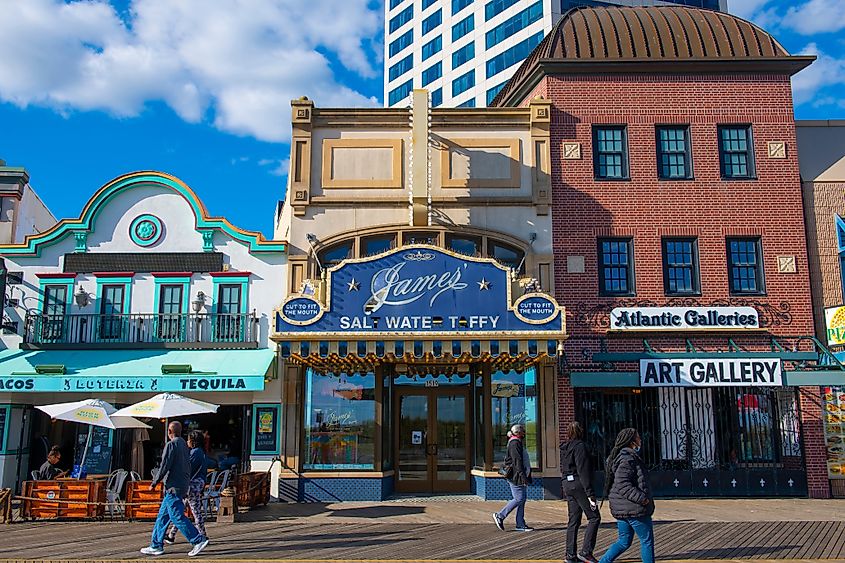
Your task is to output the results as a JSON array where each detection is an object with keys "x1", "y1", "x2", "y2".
[
  {"x1": 319, "y1": 241, "x2": 353, "y2": 268},
  {"x1": 489, "y1": 240, "x2": 525, "y2": 274}
]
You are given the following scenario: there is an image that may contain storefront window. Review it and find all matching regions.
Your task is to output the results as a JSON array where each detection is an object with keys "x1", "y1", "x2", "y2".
[
  {"x1": 474, "y1": 374, "x2": 485, "y2": 468},
  {"x1": 491, "y1": 367, "x2": 538, "y2": 467},
  {"x1": 447, "y1": 235, "x2": 481, "y2": 257},
  {"x1": 822, "y1": 387, "x2": 844, "y2": 478},
  {"x1": 319, "y1": 242, "x2": 353, "y2": 267},
  {"x1": 304, "y1": 369, "x2": 376, "y2": 470}
]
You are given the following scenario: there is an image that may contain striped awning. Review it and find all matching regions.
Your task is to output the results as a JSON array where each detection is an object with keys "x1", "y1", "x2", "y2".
[{"x1": 279, "y1": 338, "x2": 558, "y2": 371}]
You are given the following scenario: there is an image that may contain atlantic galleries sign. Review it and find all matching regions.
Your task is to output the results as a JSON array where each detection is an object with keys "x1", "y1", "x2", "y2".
[
  {"x1": 274, "y1": 246, "x2": 564, "y2": 336},
  {"x1": 610, "y1": 306, "x2": 760, "y2": 331}
]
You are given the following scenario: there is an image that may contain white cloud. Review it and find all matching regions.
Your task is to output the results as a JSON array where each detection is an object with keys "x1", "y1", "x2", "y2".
[
  {"x1": 729, "y1": 0, "x2": 774, "y2": 21},
  {"x1": 791, "y1": 43, "x2": 845, "y2": 106},
  {"x1": 260, "y1": 158, "x2": 290, "y2": 177},
  {"x1": 0, "y1": 0, "x2": 383, "y2": 142},
  {"x1": 783, "y1": 0, "x2": 845, "y2": 35}
]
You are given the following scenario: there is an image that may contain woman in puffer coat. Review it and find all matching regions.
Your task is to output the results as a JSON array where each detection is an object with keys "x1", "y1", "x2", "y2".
[{"x1": 599, "y1": 428, "x2": 655, "y2": 563}]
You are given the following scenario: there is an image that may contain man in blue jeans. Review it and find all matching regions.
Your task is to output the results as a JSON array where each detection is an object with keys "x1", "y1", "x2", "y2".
[{"x1": 140, "y1": 421, "x2": 209, "y2": 557}]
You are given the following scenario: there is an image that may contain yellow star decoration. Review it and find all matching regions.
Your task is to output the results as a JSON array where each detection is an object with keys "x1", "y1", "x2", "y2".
[
  {"x1": 478, "y1": 278, "x2": 491, "y2": 290},
  {"x1": 347, "y1": 278, "x2": 360, "y2": 291}
]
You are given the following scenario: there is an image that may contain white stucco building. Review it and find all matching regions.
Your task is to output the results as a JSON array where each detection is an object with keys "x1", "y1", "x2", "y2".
[
  {"x1": 0, "y1": 160, "x2": 56, "y2": 244},
  {"x1": 0, "y1": 171, "x2": 288, "y2": 496}
]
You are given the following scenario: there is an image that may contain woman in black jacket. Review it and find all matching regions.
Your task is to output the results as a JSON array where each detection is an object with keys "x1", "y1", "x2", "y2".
[
  {"x1": 560, "y1": 422, "x2": 600, "y2": 563},
  {"x1": 598, "y1": 428, "x2": 655, "y2": 563},
  {"x1": 492, "y1": 424, "x2": 533, "y2": 532}
]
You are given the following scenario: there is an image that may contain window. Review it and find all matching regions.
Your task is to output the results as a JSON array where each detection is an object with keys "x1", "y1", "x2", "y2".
[
  {"x1": 403, "y1": 232, "x2": 439, "y2": 245},
  {"x1": 215, "y1": 284, "x2": 243, "y2": 341},
  {"x1": 388, "y1": 79, "x2": 413, "y2": 106},
  {"x1": 593, "y1": 125, "x2": 629, "y2": 180},
  {"x1": 452, "y1": 0, "x2": 473, "y2": 14},
  {"x1": 99, "y1": 285, "x2": 126, "y2": 340},
  {"x1": 447, "y1": 235, "x2": 481, "y2": 256},
  {"x1": 363, "y1": 235, "x2": 396, "y2": 256},
  {"x1": 718, "y1": 125, "x2": 755, "y2": 179},
  {"x1": 42, "y1": 285, "x2": 68, "y2": 341},
  {"x1": 431, "y1": 87, "x2": 443, "y2": 107},
  {"x1": 662, "y1": 238, "x2": 699, "y2": 295},
  {"x1": 389, "y1": 54, "x2": 414, "y2": 82},
  {"x1": 491, "y1": 367, "x2": 538, "y2": 467},
  {"x1": 452, "y1": 14, "x2": 474, "y2": 41},
  {"x1": 389, "y1": 30, "x2": 413, "y2": 58},
  {"x1": 727, "y1": 238, "x2": 764, "y2": 295},
  {"x1": 421, "y1": 61, "x2": 442, "y2": 86},
  {"x1": 157, "y1": 284, "x2": 184, "y2": 340},
  {"x1": 486, "y1": 31, "x2": 543, "y2": 78},
  {"x1": 656, "y1": 125, "x2": 692, "y2": 179},
  {"x1": 452, "y1": 42, "x2": 475, "y2": 69},
  {"x1": 490, "y1": 241, "x2": 524, "y2": 273},
  {"x1": 457, "y1": 98, "x2": 476, "y2": 108},
  {"x1": 389, "y1": 5, "x2": 413, "y2": 33},
  {"x1": 390, "y1": 0, "x2": 405, "y2": 9},
  {"x1": 320, "y1": 241, "x2": 354, "y2": 267},
  {"x1": 422, "y1": 0, "x2": 437, "y2": 8},
  {"x1": 485, "y1": 1, "x2": 542, "y2": 49},
  {"x1": 421, "y1": 35, "x2": 442, "y2": 61},
  {"x1": 304, "y1": 369, "x2": 376, "y2": 470},
  {"x1": 485, "y1": 0, "x2": 520, "y2": 21},
  {"x1": 422, "y1": 8, "x2": 442, "y2": 35},
  {"x1": 452, "y1": 69, "x2": 475, "y2": 97},
  {"x1": 486, "y1": 81, "x2": 507, "y2": 105},
  {"x1": 598, "y1": 238, "x2": 634, "y2": 295}
]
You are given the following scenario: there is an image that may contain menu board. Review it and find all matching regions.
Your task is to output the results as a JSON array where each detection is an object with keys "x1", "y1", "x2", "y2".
[
  {"x1": 252, "y1": 405, "x2": 280, "y2": 455},
  {"x1": 823, "y1": 386, "x2": 845, "y2": 478},
  {"x1": 75, "y1": 426, "x2": 113, "y2": 475}
]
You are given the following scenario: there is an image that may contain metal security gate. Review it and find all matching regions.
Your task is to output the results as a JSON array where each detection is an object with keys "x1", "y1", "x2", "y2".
[{"x1": 575, "y1": 387, "x2": 807, "y2": 497}]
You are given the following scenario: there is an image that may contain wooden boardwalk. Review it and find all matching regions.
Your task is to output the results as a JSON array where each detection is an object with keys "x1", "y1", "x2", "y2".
[{"x1": 2, "y1": 519, "x2": 845, "y2": 562}]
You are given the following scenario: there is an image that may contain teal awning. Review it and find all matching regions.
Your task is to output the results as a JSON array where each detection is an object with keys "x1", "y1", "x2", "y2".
[{"x1": 0, "y1": 348, "x2": 275, "y2": 393}]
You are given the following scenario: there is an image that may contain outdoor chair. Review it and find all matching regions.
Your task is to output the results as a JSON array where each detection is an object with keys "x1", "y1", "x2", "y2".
[
  {"x1": 30, "y1": 470, "x2": 39, "y2": 481},
  {"x1": 129, "y1": 471, "x2": 141, "y2": 481},
  {"x1": 202, "y1": 469, "x2": 230, "y2": 517},
  {"x1": 105, "y1": 469, "x2": 129, "y2": 518}
]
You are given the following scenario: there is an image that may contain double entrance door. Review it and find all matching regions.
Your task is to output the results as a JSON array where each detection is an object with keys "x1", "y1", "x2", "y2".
[{"x1": 395, "y1": 386, "x2": 471, "y2": 493}]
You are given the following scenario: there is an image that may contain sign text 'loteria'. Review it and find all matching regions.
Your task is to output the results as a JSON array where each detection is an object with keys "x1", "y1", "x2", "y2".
[
  {"x1": 0, "y1": 375, "x2": 265, "y2": 393},
  {"x1": 640, "y1": 358, "x2": 782, "y2": 387},
  {"x1": 611, "y1": 307, "x2": 760, "y2": 331}
]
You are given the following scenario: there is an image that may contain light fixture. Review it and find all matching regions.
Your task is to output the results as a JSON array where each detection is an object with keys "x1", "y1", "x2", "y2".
[
  {"x1": 73, "y1": 284, "x2": 90, "y2": 308},
  {"x1": 191, "y1": 291, "x2": 205, "y2": 313}
]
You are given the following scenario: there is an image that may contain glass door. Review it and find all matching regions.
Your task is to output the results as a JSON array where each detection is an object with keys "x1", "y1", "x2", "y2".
[
  {"x1": 99, "y1": 285, "x2": 125, "y2": 340},
  {"x1": 395, "y1": 386, "x2": 470, "y2": 494},
  {"x1": 157, "y1": 284, "x2": 183, "y2": 340}
]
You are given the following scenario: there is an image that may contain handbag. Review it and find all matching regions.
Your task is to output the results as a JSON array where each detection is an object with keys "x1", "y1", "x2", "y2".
[{"x1": 498, "y1": 463, "x2": 514, "y2": 480}]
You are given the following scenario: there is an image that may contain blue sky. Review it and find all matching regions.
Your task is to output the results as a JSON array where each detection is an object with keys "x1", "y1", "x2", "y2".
[{"x1": 0, "y1": 0, "x2": 843, "y2": 236}]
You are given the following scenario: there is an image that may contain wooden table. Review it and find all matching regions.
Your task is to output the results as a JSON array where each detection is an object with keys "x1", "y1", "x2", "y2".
[{"x1": 21, "y1": 480, "x2": 106, "y2": 520}]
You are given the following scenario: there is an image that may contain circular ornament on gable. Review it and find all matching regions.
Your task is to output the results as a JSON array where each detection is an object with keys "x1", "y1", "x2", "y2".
[{"x1": 130, "y1": 214, "x2": 163, "y2": 247}]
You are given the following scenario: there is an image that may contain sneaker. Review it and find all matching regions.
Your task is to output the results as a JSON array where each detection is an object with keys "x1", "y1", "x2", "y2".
[
  {"x1": 140, "y1": 546, "x2": 165, "y2": 556},
  {"x1": 163, "y1": 537, "x2": 175, "y2": 546},
  {"x1": 188, "y1": 539, "x2": 209, "y2": 557},
  {"x1": 515, "y1": 526, "x2": 535, "y2": 532},
  {"x1": 492, "y1": 512, "x2": 505, "y2": 531},
  {"x1": 578, "y1": 554, "x2": 599, "y2": 563}
]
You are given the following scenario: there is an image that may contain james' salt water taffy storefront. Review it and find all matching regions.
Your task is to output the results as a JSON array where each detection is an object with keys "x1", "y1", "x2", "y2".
[{"x1": 274, "y1": 247, "x2": 565, "y2": 501}]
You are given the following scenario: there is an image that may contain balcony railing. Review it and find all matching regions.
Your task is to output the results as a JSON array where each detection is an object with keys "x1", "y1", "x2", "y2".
[{"x1": 23, "y1": 312, "x2": 259, "y2": 349}]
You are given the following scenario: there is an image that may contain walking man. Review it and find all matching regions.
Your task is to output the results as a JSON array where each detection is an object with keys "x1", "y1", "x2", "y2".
[
  {"x1": 560, "y1": 422, "x2": 600, "y2": 563},
  {"x1": 140, "y1": 421, "x2": 209, "y2": 557}
]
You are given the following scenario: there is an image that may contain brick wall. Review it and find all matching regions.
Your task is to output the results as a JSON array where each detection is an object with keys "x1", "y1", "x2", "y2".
[{"x1": 541, "y1": 72, "x2": 827, "y2": 497}]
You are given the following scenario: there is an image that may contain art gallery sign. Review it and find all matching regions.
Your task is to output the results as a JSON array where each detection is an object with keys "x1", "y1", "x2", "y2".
[{"x1": 610, "y1": 306, "x2": 760, "y2": 331}]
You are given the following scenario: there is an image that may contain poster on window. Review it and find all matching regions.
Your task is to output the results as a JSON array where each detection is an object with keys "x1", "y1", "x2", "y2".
[
  {"x1": 822, "y1": 387, "x2": 845, "y2": 478},
  {"x1": 252, "y1": 405, "x2": 280, "y2": 455}
]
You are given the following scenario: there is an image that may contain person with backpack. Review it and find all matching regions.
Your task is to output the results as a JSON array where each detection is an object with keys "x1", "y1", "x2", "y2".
[
  {"x1": 560, "y1": 422, "x2": 600, "y2": 563},
  {"x1": 492, "y1": 424, "x2": 534, "y2": 532},
  {"x1": 599, "y1": 428, "x2": 655, "y2": 563}
]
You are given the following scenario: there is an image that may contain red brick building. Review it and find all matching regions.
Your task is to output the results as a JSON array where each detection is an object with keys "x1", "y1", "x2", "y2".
[{"x1": 495, "y1": 6, "x2": 842, "y2": 498}]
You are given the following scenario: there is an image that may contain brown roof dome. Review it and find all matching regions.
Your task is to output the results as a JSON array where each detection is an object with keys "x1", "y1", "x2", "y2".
[{"x1": 492, "y1": 5, "x2": 815, "y2": 107}]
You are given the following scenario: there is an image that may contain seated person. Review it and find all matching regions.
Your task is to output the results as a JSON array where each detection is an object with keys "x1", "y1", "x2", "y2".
[{"x1": 36, "y1": 446, "x2": 67, "y2": 480}]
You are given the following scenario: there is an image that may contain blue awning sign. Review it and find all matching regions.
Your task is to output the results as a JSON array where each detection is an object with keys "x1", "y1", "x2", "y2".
[{"x1": 274, "y1": 245, "x2": 565, "y2": 337}]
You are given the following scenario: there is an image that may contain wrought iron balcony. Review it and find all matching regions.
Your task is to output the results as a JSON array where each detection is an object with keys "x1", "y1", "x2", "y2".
[{"x1": 23, "y1": 312, "x2": 260, "y2": 349}]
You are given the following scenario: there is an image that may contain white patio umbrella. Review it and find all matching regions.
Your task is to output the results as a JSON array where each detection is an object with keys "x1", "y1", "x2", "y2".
[
  {"x1": 112, "y1": 393, "x2": 219, "y2": 453},
  {"x1": 112, "y1": 393, "x2": 219, "y2": 419},
  {"x1": 36, "y1": 399, "x2": 151, "y2": 477}
]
